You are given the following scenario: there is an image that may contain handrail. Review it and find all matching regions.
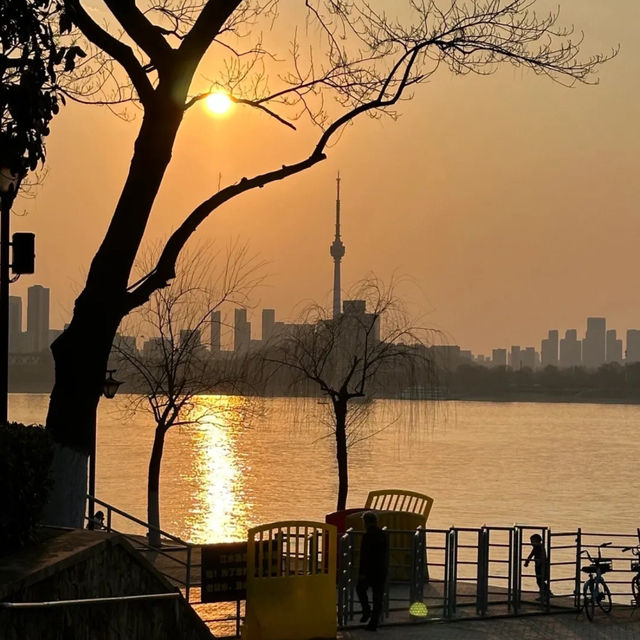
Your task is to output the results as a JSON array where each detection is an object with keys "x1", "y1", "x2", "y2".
[
  {"x1": 0, "y1": 593, "x2": 181, "y2": 608},
  {"x1": 88, "y1": 495, "x2": 188, "y2": 545},
  {"x1": 85, "y1": 494, "x2": 197, "y2": 601}
]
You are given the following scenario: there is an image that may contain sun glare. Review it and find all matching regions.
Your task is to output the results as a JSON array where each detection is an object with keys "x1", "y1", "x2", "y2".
[{"x1": 205, "y1": 91, "x2": 232, "y2": 115}]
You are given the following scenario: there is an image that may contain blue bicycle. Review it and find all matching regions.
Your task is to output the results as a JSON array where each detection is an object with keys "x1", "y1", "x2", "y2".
[{"x1": 581, "y1": 541, "x2": 613, "y2": 621}]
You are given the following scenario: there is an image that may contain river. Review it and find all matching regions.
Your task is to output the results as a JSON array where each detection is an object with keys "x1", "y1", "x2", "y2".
[{"x1": 10, "y1": 394, "x2": 639, "y2": 543}]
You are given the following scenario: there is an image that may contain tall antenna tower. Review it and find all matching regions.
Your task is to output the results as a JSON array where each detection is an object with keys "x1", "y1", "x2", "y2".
[{"x1": 329, "y1": 173, "x2": 346, "y2": 318}]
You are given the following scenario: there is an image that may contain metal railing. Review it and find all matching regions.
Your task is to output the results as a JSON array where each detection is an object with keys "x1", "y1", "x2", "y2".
[
  {"x1": 338, "y1": 524, "x2": 640, "y2": 628},
  {"x1": 85, "y1": 495, "x2": 197, "y2": 601}
]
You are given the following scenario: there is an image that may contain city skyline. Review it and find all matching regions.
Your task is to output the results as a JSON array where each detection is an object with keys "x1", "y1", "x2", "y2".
[
  {"x1": 5, "y1": 2, "x2": 637, "y2": 360},
  {"x1": 14, "y1": 280, "x2": 640, "y2": 369}
]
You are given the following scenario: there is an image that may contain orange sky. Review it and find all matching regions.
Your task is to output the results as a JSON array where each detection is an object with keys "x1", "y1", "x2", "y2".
[{"x1": 9, "y1": 0, "x2": 640, "y2": 356}]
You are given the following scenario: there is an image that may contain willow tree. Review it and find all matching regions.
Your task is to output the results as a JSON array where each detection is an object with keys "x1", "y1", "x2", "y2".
[
  {"x1": 263, "y1": 279, "x2": 437, "y2": 511},
  {"x1": 44, "y1": 0, "x2": 612, "y2": 525},
  {"x1": 113, "y1": 244, "x2": 262, "y2": 546}
]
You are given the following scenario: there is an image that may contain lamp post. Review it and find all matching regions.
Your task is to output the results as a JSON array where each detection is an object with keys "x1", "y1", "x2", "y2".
[{"x1": 0, "y1": 168, "x2": 18, "y2": 425}]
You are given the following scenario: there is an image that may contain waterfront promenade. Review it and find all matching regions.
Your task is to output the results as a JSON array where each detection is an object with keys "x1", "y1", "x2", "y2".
[{"x1": 341, "y1": 607, "x2": 640, "y2": 639}]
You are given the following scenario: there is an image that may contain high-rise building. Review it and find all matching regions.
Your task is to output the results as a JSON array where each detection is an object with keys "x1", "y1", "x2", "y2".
[
  {"x1": 540, "y1": 330, "x2": 559, "y2": 368},
  {"x1": 210, "y1": 310, "x2": 221, "y2": 353},
  {"x1": 179, "y1": 329, "x2": 201, "y2": 351},
  {"x1": 234, "y1": 308, "x2": 251, "y2": 352},
  {"x1": 559, "y1": 329, "x2": 581, "y2": 368},
  {"x1": 329, "y1": 174, "x2": 345, "y2": 319},
  {"x1": 492, "y1": 348, "x2": 507, "y2": 367},
  {"x1": 509, "y1": 346, "x2": 521, "y2": 369},
  {"x1": 521, "y1": 347, "x2": 537, "y2": 369},
  {"x1": 582, "y1": 317, "x2": 606, "y2": 368},
  {"x1": 606, "y1": 329, "x2": 623, "y2": 364},
  {"x1": 9, "y1": 295, "x2": 22, "y2": 353},
  {"x1": 262, "y1": 309, "x2": 275, "y2": 343},
  {"x1": 27, "y1": 285, "x2": 50, "y2": 353},
  {"x1": 626, "y1": 330, "x2": 640, "y2": 363},
  {"x1": 429, "y1": 345, "x2": 461, "y2": 370}
]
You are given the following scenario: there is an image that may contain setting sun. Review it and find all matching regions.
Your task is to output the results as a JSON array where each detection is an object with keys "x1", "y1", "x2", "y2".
[{"x1": 205, "y1": 91, "x2": 233, "y2": 115}]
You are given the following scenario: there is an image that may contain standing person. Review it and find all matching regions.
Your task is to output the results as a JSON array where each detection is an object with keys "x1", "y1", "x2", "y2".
[
  {"x1": 524, "y1": 533, "x2": 552, "y2": 600},
  {"x1": 356, "y1": 511, "x2": 387, "y2": 631}
]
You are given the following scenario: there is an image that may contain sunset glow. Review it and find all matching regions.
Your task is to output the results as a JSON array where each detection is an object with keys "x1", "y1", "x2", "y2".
[{"x1": 205, "y1": 91, "x2": 233, "y2": 115}]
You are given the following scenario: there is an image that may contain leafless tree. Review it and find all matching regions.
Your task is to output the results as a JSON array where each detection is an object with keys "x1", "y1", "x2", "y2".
[
  {"x1": 263, "y1": 278, "x2": 437, "y2": 511},
  {"x1": 112, "y1": 242, "x2": 263, "y2": 544},
  {"x1": 42, "y1": 0, "x2": 613, "y2": 525}
]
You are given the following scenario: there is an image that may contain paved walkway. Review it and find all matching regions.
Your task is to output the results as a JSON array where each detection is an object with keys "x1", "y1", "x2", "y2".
[{"x1": 340, "y1": 608, "x2": 640, "y2": 639}]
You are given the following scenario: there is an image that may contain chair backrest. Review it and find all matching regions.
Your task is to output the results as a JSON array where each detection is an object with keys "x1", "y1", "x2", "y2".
[{"x1": 365, "y1": 489, "x2": 434, "y2": 521}]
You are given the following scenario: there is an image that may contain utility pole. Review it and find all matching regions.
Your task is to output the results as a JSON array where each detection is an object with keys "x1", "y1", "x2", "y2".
[{"x1": 0, "y1": 169, "x2": 18, "y2": 424}]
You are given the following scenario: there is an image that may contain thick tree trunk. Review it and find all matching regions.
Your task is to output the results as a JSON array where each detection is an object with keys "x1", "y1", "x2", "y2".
[
  {"x1": 334, "y1": 399, "x2": 349, "y2": 511},
  {"x1": 43, "y1": 90, "x2": 187, "y2": 528},
  {"x1": 147, "y1": 425, "x2": 167, "y2": 548},
  {"x1": 44, "y1": 295, "x2": 121, "y2": 527}
]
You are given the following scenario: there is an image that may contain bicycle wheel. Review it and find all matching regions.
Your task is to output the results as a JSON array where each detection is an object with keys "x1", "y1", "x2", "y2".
[
  {"x1": 633, "y1": 574, "x2": 640, "y2": 606},
  {"x1": 583, "y1": 579, "x2": 595, "y2": 621},
  {"x1": 595, "y1": 579, "x2": 612, "y2": 614}
]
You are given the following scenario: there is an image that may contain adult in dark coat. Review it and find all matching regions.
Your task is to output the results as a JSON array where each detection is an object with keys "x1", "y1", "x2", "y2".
[{"x1": 356, "y1": 511, "x2": 387, "y2": 631}]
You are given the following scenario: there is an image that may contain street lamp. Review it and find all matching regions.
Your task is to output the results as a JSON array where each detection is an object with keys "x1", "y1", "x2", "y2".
[
  {"x1": 0, "y1": 168, "x2": 18, "y2": 425},
  {"x1": 102, "y1": 369, "x2": 122, "y2": 399}
]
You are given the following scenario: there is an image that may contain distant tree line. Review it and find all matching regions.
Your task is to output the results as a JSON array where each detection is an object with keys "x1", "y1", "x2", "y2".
[{"x1": 443, "y1": 363, "x2": 640, "y2": 402}]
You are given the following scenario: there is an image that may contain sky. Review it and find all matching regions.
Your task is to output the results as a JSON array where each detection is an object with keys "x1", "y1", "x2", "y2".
[{"x1": 9, "y1": 0, "x2": 640, "y2": 356}]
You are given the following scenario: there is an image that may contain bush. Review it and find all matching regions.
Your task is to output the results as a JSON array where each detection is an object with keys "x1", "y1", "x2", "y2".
[{"x1": 0, "y1": 422, "x2": 53, "y2": 552}]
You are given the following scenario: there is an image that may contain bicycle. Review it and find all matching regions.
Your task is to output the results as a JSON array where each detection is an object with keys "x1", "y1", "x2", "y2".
[
  {"x1": 580, "y1": 541, "x2": 613, "y2": 621},
  {"x1": 622, "y1": 540, "x2": 640, "y2": 609}
]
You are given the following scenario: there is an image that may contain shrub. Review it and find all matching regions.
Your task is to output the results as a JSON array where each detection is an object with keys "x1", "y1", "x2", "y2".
[{"x1": 0, "y1": 423, "x2": 53, "y2": 552}]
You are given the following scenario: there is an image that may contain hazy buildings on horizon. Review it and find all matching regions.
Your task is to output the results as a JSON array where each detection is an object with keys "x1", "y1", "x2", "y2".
[
  {"x1": 9, "y1": 285, "x2": 59, "y2": 355},
  {"x1": 453, "y1": 316, "x2": 637, "y2": 371}
]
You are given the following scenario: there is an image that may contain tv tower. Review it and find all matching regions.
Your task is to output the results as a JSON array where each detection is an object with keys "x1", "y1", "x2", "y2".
[{"x1": 330, "y1": 173, "x2": 345, "y2": 318}]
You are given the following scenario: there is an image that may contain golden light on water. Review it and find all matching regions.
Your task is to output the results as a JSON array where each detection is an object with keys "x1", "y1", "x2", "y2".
[
  {"x1": 185, "y1": 395, "x2": 252, "y2": 543},
  {"x1": 205, "y1": 91, "x2": 233, "y2": 115}
]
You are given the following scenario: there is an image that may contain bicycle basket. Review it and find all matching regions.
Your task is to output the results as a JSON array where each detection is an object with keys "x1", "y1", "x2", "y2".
[
  {"x1": 582, "y1": 561, "x2": 612, "y2": 574},
  {"x1": 598, "y1": 561, "x2": 612, "y2": 574}
]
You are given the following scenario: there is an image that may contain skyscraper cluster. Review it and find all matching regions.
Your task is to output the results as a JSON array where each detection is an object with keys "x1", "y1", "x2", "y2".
[
  {"x1": 9, "y1": 285, "x2": 58, "y2": 354},
  {"x1": 464, "y1": 317, "x2": 640, "y2": 370}
]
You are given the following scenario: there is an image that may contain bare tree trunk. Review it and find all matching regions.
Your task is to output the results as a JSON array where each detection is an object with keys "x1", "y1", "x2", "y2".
[
  {"x1": 334, "y1": 399, "x2": 349, "y2": 511},
  {"x1": 147, "y1": 425, "x2": 167, "y2": 548}
]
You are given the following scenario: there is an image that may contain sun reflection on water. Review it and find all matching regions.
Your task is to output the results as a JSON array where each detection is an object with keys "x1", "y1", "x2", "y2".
[{"x1": 184, "y1": 395, "x2": 252, "y2": 544}]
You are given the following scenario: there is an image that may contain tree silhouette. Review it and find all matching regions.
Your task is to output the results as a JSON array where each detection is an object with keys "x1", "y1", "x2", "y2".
[
  {"x1": 112, "y1": 244, "x2": 262, "y2": 544},
  {"x1": 263, "y1": 279, "x2": 435, "y2": 511},
  {"x1": 41, "y1": 0, "x2": 613, "y2": 525}
]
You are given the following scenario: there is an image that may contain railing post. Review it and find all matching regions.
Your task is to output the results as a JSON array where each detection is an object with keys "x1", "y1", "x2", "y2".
[
  {"x1": 382, "y1": 527, "x2": 390, "y2": 622},
  {"x1": 574, "y1": 528, "x2": 582, "y2": 610},
  {"x1": 510, "y1": 526, "x2": 522, "y2": 613},
  {"x1": 185, "y1": 544, "x2": 192, "y2": 603},
  {"x1": 477, "y1": 527, "x2": 489, "y2": 615},
  {"x1": 545, "y1": 529, "x2": 552, "y2": 612},
  {"x1": 410, "y1": 527, "x2": 425, "y2": 605},
  {"x1": 444, "y1": 528, "x2": 457, "y2": 618}
]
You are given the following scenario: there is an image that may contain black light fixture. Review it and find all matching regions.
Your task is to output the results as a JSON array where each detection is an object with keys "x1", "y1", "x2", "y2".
[
  {"x1": 0, "y1": 167, "x2": 18, "y2": 195},
  {"x1": 103, "y1": 369, "x2": 122, "y2": 399}
]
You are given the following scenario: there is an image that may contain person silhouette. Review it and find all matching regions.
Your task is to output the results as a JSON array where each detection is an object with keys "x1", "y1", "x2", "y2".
[
  {"x1": 524, "y1": 533, "x2": 552, "y2": 600},
  {"x1": 356, "y1": 511, "x2": 387, "y2": 631},
  {"x1": 87, "y1": 510, "x2": 106, "y2": 530}
]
